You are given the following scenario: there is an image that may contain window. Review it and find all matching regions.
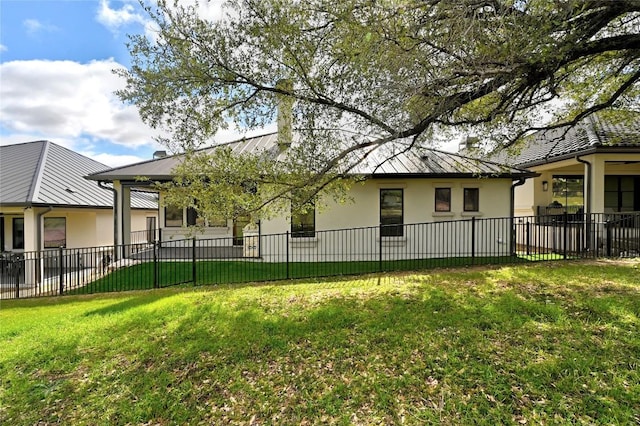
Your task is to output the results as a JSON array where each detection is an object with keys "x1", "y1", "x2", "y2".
[
  {"x1": 605, "y1": 176, "x2": 639, "y2": 212},
  {"x1": 552, "y1": 176, "x2": 584, "y2": 207},
  {"x1": 291, "y1": 205, "x2": 315, "y2": 238},
  {"x1": 435, "y1": 188, "x2": 451, "y2": 212},
  {"x1": 463, "y1": 188, "x2": 479, "y2": 212},
  {"x1": 380, "y1": 189, "x2": 403, "y2": 236},
  {"x1": 44, "y1": 217, "x2": 66, "y2": 248},
  {"x1": 165, "y1": 205, "x2": 183, "y2": 227},
  {"x1": 12, "y1": 218, "x2": 24, "y2": 249}
]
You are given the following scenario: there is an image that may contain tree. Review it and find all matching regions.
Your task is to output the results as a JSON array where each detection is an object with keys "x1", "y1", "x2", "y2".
[{"x1": 118, "y1": 0, "x2": 640, "y2": 221}]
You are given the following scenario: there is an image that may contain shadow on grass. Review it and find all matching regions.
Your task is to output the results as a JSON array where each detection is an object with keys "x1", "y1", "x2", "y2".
[{"x1": 4, "y1": 266, "x2": 640, "y2": 424}]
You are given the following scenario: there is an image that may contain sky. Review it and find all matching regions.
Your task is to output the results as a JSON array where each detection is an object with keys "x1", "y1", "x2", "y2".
[
  {"x1": 0, "y1": 0, "x2": 462, "y2": 169},
  {"x1": 0, "y1": 0, "x2": 243, "y2": 168}
]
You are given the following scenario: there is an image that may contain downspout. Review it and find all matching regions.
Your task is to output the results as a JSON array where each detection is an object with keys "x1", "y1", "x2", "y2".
[
  {"x1": 575, "y1": 156, "x2": 591, "y2": 216},
  {"x1": 576, "y1": 155, "x2": 592, "y2": 252},
  {"x1": 510, "y1": 178, "x2": 527, "y2": 256},
  {"x1": 98, "y1": 181, "x2": 118, "y2": 260},
  {"x1": 36, "y1": 206, "x2": 53, "y2": 286}
]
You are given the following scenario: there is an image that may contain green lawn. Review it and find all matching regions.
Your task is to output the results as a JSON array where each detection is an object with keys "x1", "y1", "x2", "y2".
[
  {"x1": 68, "y1": 255, "x2": 556, "y2": 295},
  {"x1": 2, "y1": 260, "x2": 638, "y2": 424}
]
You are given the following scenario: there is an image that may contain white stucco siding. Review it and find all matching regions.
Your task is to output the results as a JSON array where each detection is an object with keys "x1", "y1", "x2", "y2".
[
  {"x1": 258, "y1": 177, "x2": 516, "y2": 262},
  {"x1": 96, "y1": 211, "x2": 114, "y2": 247}
]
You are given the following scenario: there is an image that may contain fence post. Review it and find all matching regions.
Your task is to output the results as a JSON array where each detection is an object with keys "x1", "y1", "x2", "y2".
[
  {"x1": 526, "y1": 221, "x2": 531, "y2": 256},
  {"x1": 286, "y1": 231, "x2": 290, "y2": 279},
  {"x1": 563, "y1": 212, "x2": 568, "y2": 260},
  {"x1": 379, "y1": 225, "x2": 383, "y2": 272},
  {"x1": 59, "y1": 246, "x2": 64, "y2": 295},
  {"x1": 153, "y1": 240, "x2": 158, "y2": 288},
  {"x1": 606, "y1": 220, "x2": 612, "y2": 257},
  {"x1": 76, "y1": 251, "x2": 81, "y2": 289},
  {"x1": 14, "y1": 257, "x2": 19, "y2": 299},
  {"x1": 471, "y1": 217, "x2": 476, "y2": 265},
  {"x1": 192, "y1": 237, "x2": 197, "y2": 285}
]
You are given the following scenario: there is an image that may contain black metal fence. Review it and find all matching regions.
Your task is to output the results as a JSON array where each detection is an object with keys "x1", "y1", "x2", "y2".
[{"x1": 2, "y1": 213, "x2": 638, "y2": 300}]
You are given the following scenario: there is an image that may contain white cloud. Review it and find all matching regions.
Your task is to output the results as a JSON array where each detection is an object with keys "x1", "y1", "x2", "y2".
[
  {"x1": 84, "y1": 152, "x2": 148, "y2": 168},
  {"x1": 0, "y1": 59, "x2": 163, "y2": 152},
  {"x1": 23, "y1": 19, "x2": 58, "y2": 35},
  {"x1": 97, "y1": 0, "x2": 147, "y2": 29},
  {"x1": 0, "y1": 44, "x2": 7, "y2": 52}
]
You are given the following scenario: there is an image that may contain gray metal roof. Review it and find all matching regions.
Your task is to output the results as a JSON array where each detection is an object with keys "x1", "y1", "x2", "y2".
[
  {"x1": 87, "y1": 133, "x2": 281, "y2": 181},
  {"x1": 87, "y1": 132, "x2": 533, "y2": 182},
  {"x1": 352, "y1": 143, "x2": 533, "y2": 177},
  {"x1": 492, "y1": 113, "x2": 640, "y2": 167},
  {"x1": 0, "y1": 140, "x2": 157, "y2": 209}
]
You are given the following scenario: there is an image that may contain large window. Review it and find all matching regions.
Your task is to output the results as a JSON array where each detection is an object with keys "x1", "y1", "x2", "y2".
[
  {"x1": 165, "y1": 205, "x2": 183, "y2": 227},
  {"x1": 435, "y1": 188, "x2": 451, "y2": 212},
  {"x1": 44, "y1": 217, "x2": 66, "y2": 248},
  {"x1": 463, "y1": 188, "x2": 479, "y2": 212},
  {"x1": 291, "y1": 205, "x2": 315, "y2": 238},
  {"x1": 12, "y1": 218, "x2": 24, "y2": 250},
  {"x1": 605, "y1": 176, "x2": 639, "y2": 212},
  {"x1": 380, "y1": 189, "x2": 403, "y2": 237},
  {"x1": 552, "y1": 176, "x2": 584, "y2": 207}
]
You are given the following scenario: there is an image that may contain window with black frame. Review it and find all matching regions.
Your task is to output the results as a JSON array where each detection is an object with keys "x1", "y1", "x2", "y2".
[
  {"x1": 291, "y1": 204, "x2": 315, "y2": 238},
  {"x1": 12, "y1": 218, "x2": 24, "y2": 250},
  {"x1": 435, "y1": 188, "x2": 451, "y2": 212},
  {"x1": 463, "y1": 188, "x2": 479, "y2": 212},
  {"x1": 164, "y1": 205, "x2": 183, "y2": 227},
  {"x1": 380, "y1": 188, "x2": 403, "y2": 236}
]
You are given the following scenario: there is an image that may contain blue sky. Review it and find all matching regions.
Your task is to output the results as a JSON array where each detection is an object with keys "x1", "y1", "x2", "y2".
[
  {"x1": 0, "y1": 0, "x2": 234, "y2": 167},
  {"x1": 0, "y1": 0, "x2": 462, "y2": 168},
  {"x1": 0, "y1": 0, "x2": 162, "y2": 166}
]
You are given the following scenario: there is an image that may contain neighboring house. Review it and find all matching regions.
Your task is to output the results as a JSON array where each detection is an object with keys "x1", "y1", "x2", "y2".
[
  {"x1": 86, "y1": 131, "x2": 535, "y2": 261},
  {"x1": 492, "y1": 113, "x2": 640, "y2": 217},
  {"x1": 0, "y1": 140, "x2": 159, "y2": 254}
]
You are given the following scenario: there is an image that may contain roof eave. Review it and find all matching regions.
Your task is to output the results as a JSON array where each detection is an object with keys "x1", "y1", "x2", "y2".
[{"x1": 516, "y1": 145, "x2": 640, "y2": 168}]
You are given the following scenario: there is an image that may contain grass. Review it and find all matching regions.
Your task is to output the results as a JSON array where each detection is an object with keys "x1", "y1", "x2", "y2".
[
  {"x1": 68, "y1": 255, "x2": 559, "y2": 295},
  {"x1": 1, "y1": 260, "x2": 639, "y2": 424}
]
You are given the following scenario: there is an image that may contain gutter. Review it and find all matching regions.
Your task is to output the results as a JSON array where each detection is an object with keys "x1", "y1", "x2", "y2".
[
  {"x1": 510, "y1": 178, "x2": 527, "y2": 256},
  {"x1": 575, "y1": 155, "x2": 591, "y2": 216},
  {"x1": 575, "y1": 155, "x2": 592, "y2": 252}
]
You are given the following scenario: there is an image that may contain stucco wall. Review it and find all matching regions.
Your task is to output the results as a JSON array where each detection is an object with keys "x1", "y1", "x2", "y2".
[
  {"x1": 154, "y1": 177, "x2": 516, "y2": 260},
  {"x1": 1, "y1": 207, "x2": 158, "y2": 252},
  {"x1": 260, "y1": 177, "x2": 514, "y2": 235}
]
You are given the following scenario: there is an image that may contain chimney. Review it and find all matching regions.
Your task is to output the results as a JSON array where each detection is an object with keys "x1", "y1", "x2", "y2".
[
  {"x1": 458, "y1": 136, "x2": 479, "y2": 153},
  {"x1": 275, "y1": 79, "x2": 293, "y2": 148},
  {"x1": 153, "y1": 150, "x2": 167, "y2": 159}
]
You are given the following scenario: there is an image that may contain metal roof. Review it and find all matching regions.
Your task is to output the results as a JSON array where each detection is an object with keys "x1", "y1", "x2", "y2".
[
  {"x1": 492, "y1": 113, "x2": 640, "y2": 167},
  {"x1": 0, "y1": 140, "x2": 157, "y2": 209},
  {"x1": 87, "y1": 132, "x2": 533, "y2": 182}
]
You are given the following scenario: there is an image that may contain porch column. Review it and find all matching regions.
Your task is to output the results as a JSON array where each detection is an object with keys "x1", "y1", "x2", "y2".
[
  {"x1": 590, "y1": 156, "x2": 606, "y2": 215},
  {"x1": 23, "y1": 208, "x2": 38, "y2": 253},
  {"x1": 113, "y1": 181, "x2": 132, "y2": 247}
]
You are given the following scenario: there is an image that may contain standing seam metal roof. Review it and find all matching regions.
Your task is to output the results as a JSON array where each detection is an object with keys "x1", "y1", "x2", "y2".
[
  {"x1": 0, "y1": 141, "x2": 157, "y2": 209},
  {"x1": 87, "y1": 132, "x2": 533, "y2": 181}
]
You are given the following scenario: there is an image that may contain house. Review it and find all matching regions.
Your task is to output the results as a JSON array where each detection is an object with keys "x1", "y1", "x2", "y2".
[
  {"x1": 0, "y1": 140, "x2": 159, "y2": 254},
  {"x1": 86, "y1": 130, "x2": 536, "y2": 261},
  {"x1": 492, "y1": 113, "x2": 640, "y2": 218}
]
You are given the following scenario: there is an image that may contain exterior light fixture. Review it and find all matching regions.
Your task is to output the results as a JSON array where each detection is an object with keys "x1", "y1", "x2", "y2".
[{"x1": 542, "y1": 181, "x2": 549, "y2": 192}]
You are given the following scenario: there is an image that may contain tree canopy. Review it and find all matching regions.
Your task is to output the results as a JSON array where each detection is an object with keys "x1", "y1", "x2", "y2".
[{"x1": 119, "y1": 0, "x2": 640, "y2": 220}]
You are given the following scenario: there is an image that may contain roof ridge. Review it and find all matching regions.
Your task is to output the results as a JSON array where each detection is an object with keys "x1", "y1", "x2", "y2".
[
  {"x1": 86, "y1": 131, "x2": 280, "y2": 177},
  {"x1": 26, "y1": 140, "x2": 49, "y2": 203}
]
